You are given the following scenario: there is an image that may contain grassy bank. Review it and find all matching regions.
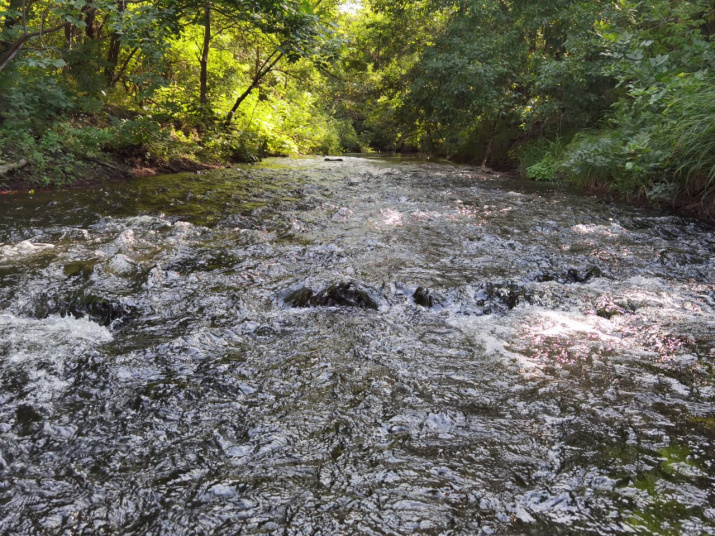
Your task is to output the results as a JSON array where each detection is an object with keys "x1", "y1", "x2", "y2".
[{"x1": 514, "y1": 73, "x2": 715, "y2": 220}]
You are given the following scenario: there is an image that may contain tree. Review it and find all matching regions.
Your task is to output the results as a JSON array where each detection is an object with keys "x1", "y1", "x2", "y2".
[{"x1": 223, "y1": 0, "x2": 337, "y2": 125}]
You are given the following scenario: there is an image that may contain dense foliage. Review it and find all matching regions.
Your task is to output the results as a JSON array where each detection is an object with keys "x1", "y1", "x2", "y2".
[
  {"x1": 329, "y1": 0, "x2": 715, "y2": 213},
  {"x1": 1, "y1": 0, "x2": 714, "y2": 214},
  {"x1": 0, "y1": 0, "x2": 350, "y2": 183}
]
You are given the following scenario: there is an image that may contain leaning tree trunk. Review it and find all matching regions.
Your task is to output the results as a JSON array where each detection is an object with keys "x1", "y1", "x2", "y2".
[
  {"x1": 224, "y1": 51, "x2": 282, "y2": 125},
  {"x1": 0, "y1": 159, "x2": 28, "y2": 176},
  {"x1": 105, "y1": 33, "x2": 121, "y2": 83},
  {"x1": 109, "y1": 46, "x2": 138, "y2": 87},
  {"x1": 0, "y1": 22, "x2": 69, "y2": 74},
  {"x1": 199, "y1": 2, "x2": 211, "y2": 106}
]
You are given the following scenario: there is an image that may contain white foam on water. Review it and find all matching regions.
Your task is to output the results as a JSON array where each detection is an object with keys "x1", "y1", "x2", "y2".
[
  {"x1": 571, "y1": 223, "x2": 626, "y2": 238},
  {"x1": 448, "y1": 304, "x2": 638, "y2": 374},
  {"x1": 0, "y1": 314, "x2": 112, "y2": 404},
  {"x1": 0, "y1": 240, "x2": 55, "y2": 260},
  {"x1": 448, "y1": 313, "x2": 514, "y2": 354}
]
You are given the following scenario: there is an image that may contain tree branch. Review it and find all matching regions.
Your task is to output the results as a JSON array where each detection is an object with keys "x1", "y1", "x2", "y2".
[
  {"x1": 111, "y1": 46, "x2": 138, "y2": 86},
  {"x1": 0, "y1": 21, "x2": 70, "y2": 73},
  {"x1": 225, "y1": 51, "x2": 283, "y2": 125}
]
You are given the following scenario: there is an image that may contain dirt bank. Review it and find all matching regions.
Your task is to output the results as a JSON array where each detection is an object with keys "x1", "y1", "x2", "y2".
[{"x1": 0, "y1": 157, "x2": 226, "y2": 195}]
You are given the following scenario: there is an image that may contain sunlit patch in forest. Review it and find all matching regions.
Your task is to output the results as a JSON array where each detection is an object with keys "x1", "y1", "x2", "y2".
[
  {"x1": 505, "y1": 310, "x2": 619, "y2": 371},
  {"x1": 451, "y1": 201, "x2": 479, "y2": 220},
  {"x1": 410, "y1": 210, "x2": 443, "y2": 223}
]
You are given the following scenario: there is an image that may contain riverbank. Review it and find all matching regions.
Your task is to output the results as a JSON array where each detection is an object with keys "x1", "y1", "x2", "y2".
[
  {"x1": 3, "y1": 152, "x2": 713, "y2": 223},
  {"x1": 579, "y1": 182, "x2": 715, "y2": 223},
  {"x1": 0, "y1": 156, "x2": 227, "y2": 194}
]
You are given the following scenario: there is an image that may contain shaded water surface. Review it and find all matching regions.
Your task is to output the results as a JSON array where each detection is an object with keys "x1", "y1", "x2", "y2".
[{"x1": 1, "y1": 157, "x2": 714, "y2": 535}]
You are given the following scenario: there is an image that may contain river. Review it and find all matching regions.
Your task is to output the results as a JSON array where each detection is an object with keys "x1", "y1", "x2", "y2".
[{"x1": 1, "y1": 156, "x2": 714, "y2": 535}]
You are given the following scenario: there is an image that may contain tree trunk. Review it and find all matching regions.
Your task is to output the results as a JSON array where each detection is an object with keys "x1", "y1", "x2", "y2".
[
  {"x1": 105, "y1": 33, "x2": 121, "y2": 83},
  {"x1": 110, "y1": 46, "x2": 138, "y2": 87},
  {"x1": 255, "y1": 47, "x2": 264, "y2": 100},
  {"x1": 64, "y1": 23, "x2": 72, "y2": 49},
  {"x1": 0, "y1": 159, "x2": 28, "y2": 176},
  {"x1": 225, "y1": 52, "x2": 282, "y2": 125},
  {"x1": 224, "y1": 84, "x2": 257, "y2": 126},
  {"x1": 104, "y1": 1, "x2": 126, "y2": 84},
  {"x1": 481, "y1": 119, "x2": 497, "y2": 172},
  {"x1": 199, "y1": 1, "x2": 211, "y2": 106},
  {"x1": 0, "y1": 40, "x2": 25, "y2": 72},
  {"x1": 84, "y1": 8, "x2": 96, "y2": 39}
]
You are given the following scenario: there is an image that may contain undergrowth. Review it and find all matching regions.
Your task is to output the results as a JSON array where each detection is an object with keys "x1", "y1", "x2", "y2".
[{"x1": 515, "y1": 73, "x2": 715, "y2": 217}]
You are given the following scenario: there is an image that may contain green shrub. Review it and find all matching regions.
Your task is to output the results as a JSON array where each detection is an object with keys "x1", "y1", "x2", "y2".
[
  {"x1": 526, "y1": 157, "x2": 557, "y2": 182},
  {"x1": 560, "y1": 131, "x2": 622, "y2": 185},
  {"x1": 0, "y1": 122, "x2": 86, "y2": 185},
  {"x1": 106, "y1": 117, "x2": 164, "y2": 153},
  {"x1": 199, "y1": 129, "x2": 262, "y2": 163},
  {"x1": 0, "y1": 75, "x2": 74, "y2": 126},
  {"x1": 559, "y1": 73, "x2": 715, "y2": 206},
  {"x1": 335, "y1": 119, "x2": 361, "y2": 152},
  {"x1": 515, "y1": 138, "x2": 552, "y2": 176},
  {"x1": 518, "y1": 137, "x2": 567, "y2": 182},
  {"x1": 61, "y1": 125, "x2": 115, "y2": 159}
]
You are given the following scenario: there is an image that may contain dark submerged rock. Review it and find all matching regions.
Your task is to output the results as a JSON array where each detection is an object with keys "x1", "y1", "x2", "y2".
[
  {"x1": 596, "y1": 306, "x2": 622, "y2": 319},
  {"x1": 285, "y1": 287, "x2": 315, "y2": 308},
  {"x1": 286, "y1": 282, "x2": 379, "y2": 310},
  {"x1": 485, "y1": 282, "x2": 532, "y2": 310},
  {"x1": 312, "y1": 282, "x2": 378, "y2": 310},
  {"x1": 533, "y1": 266, "x2": 603, "y2": 284},
  {"x1": 65, "y1": 295, "x2": 125, "y2": 326},
  {"x1": 413, "y1": 287, "x2": 435, "y2": 308},
  {"x1": 34, "y1": 292, "x2": 128, "y2": 326},
  {"x1": 27, "y1": 291, "x2": 130, "y2": 326},
  {"x1": 16, "y1": 404, "x2": 42, "y2": 425},
  {"x1": 565, "y1": 267, "x2": 602, "y2": 283},
  {"x1": 595, "y1": 296, "x2": 636, "y2": 319},
  {"x1": 63, "y1": 261, "x2": 98, "y2": 280},
  {"x1": 16, "y1": 404, "x2": 43, "y2": 436}
]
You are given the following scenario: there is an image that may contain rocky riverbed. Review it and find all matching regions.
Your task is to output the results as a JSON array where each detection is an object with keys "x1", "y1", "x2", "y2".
[{"x1": 1, "y1": 156, "x2": 714, "y2": 535}]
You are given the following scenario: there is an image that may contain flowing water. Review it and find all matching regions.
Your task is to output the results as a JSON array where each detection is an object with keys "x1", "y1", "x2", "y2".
[{"x1": 1, "y1": 156, "x2": 714, "y2": 535}]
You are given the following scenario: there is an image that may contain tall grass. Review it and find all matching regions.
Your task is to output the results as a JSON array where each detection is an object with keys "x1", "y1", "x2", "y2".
[
  {"x1": 666, "y1": 77, "x2": 715, "y2": 197},
  {"x1": 540, "y1": 74, "x2": 715, "y2": 213}
]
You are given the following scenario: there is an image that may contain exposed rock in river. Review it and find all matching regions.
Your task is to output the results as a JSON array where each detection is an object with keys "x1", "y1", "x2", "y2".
[
  {"x1": 413, "y1": 286, "x2": 441, "y2": 308},
  {"x1": 286, "y1": 282, "x2": 380, "y2": 310}
]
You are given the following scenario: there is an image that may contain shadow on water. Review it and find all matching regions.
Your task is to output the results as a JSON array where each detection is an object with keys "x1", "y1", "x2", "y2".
[{"x1": 1, "y1": 156, "x2": 714, "y2": 534}]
